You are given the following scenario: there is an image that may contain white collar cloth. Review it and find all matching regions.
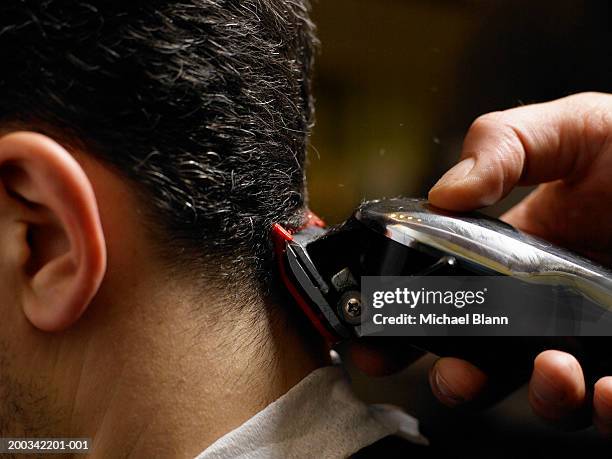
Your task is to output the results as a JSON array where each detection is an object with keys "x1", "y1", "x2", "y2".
[{"x1": 195, "y1": 365, "x2": 427, "y2": 459}]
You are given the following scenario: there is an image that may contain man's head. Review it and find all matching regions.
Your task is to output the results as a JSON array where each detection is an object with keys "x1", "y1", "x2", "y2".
[
  {"x1": 0, "y1": 0, "x2": 322, "y2": 445},
  {"x1": 0, "y1": 0, "x2": 316, "y2": 299}
]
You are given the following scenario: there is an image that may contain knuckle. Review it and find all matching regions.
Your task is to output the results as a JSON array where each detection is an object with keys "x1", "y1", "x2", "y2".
[
  {"x1": 469, "y1": 111, "x2": 506, "y2": 132},
  {"x1": 566, "y1": 91, "x2": 612, "y2": 105},
  {"x1": 563, "y1": 92, "x2": 612, "y2": 164},
  {"x1": 468, "y1": 111, "x2": 525, "y2": 188},
  {"x1": 581, "y1": 109, "x2": 611, "y2": 150},
  {"x1": 565, "y1": 92, "x2": 612, "y2": 127}
]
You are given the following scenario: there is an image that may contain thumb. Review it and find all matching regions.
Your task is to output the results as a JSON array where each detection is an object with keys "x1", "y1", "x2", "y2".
[{"x1": 429, "y1": 93, "x2": 611, "y2": 211}]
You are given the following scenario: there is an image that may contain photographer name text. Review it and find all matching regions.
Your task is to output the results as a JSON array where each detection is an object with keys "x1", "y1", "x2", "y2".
[{"x1": 372, "y1": 312, "x2": 508, "y2": 326}]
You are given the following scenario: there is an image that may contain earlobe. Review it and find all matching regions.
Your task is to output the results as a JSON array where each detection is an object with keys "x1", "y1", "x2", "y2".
[{"x1": 0, "y1": 132, "x2": 107, "y2": 331}]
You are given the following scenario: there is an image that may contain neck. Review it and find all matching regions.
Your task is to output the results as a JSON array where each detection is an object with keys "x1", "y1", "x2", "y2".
[{"x1": 62, "y1": 280, "x2": 328, "y2": 458}]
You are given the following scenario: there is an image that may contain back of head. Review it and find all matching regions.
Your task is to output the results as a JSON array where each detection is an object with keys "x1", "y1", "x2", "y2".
[{"x1": 0, "y1": 0, "x2": 316, "y2": 297}]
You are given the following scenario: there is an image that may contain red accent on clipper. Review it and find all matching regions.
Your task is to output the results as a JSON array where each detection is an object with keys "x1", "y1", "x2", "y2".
[
  {"x1": 302, "y1": 211, "x2": 325, "y2": 230},
  {"x1": 272, "y1": 212, "x2": 336, "y2": 344}
]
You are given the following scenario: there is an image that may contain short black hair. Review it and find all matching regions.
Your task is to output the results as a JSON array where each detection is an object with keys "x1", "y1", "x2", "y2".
[{"x1": 0, "y1": 1, "x2": 316, "y2": 291}]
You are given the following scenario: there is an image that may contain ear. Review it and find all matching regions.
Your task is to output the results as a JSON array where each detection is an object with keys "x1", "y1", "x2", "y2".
[{"x1": 0, "y1": 132, "x2": 107, "y2": 331}]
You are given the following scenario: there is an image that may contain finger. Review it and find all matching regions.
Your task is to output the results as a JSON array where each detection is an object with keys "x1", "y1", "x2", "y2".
[
  {"x1": 428, "y1": 357, "x2": 488, "y2": 407},
  {"x1": 528, "y1": 350, "x2": 588, "y2": 426},
  {"x1": 499, "y1": 187, "x2": 552, "y2": 234},
  {"x1": 499, "y1": 184, "x2": 566, "y2": 243},
  {"x1": 593, "y1": 376, "x2": 612, "y2": 436},
  {"x1": 501, "y1": 183, "x2": 612, "y2": 266},
  {"x1": 349, "y1": 337, "x2": 426, "y2": 376},
  {"x1": 429, "y1": 92, "x2": 612, "y2": 211}
]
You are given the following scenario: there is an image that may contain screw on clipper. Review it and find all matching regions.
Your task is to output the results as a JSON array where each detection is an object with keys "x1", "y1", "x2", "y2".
[{"x1": 338, "y1": 291, "x2": 362, "y2": 325}]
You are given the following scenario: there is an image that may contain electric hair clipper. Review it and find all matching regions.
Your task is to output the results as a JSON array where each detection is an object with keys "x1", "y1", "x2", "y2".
[{"x1": 273, "y1": 198, "x2": 612, "y2": 384}]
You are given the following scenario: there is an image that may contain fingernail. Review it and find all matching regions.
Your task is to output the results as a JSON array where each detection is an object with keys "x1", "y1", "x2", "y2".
[
  {"x1": 531, "y1": 369, "x2": 565, "y2": 404},
  {"x1": 430, "y1": 157, "x2": 476, "y2": 191},
  {"x1": 430, "y1": 365, "x2": 465, "y2": 406}
]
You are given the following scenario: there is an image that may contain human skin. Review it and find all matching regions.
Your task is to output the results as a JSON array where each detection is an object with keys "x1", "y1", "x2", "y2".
[
  {"x1": 350, "y1": 92, "x2": 612, "y2": 436},
  {"x1": 427, "y1": 92, "x2": 612, "y2": 434},
  {"x1": 1, "y1": 90, "x2": 610, "y2": 456},
  {"x1": 0, "y1": 131, "x2": 327, "y2": 457}
]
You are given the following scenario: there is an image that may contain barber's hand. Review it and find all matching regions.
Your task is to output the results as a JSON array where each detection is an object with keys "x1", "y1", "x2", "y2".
[{"x1": 427, "y1": 92, "x2": 612, "y2": 434}]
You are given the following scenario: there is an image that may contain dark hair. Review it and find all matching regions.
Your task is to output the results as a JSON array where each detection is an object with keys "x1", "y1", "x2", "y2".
[{"x1": 0, "y1": 1, "x2": 316, "y2": 292}]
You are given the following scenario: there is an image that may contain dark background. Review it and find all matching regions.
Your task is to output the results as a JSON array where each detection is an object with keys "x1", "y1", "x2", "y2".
[
  {"x1": 309, "y1": 0, "x2": 611, "y2": 220},
  {"x1": 309, "y1": 0, "x2": 612, "y2": 455}
]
